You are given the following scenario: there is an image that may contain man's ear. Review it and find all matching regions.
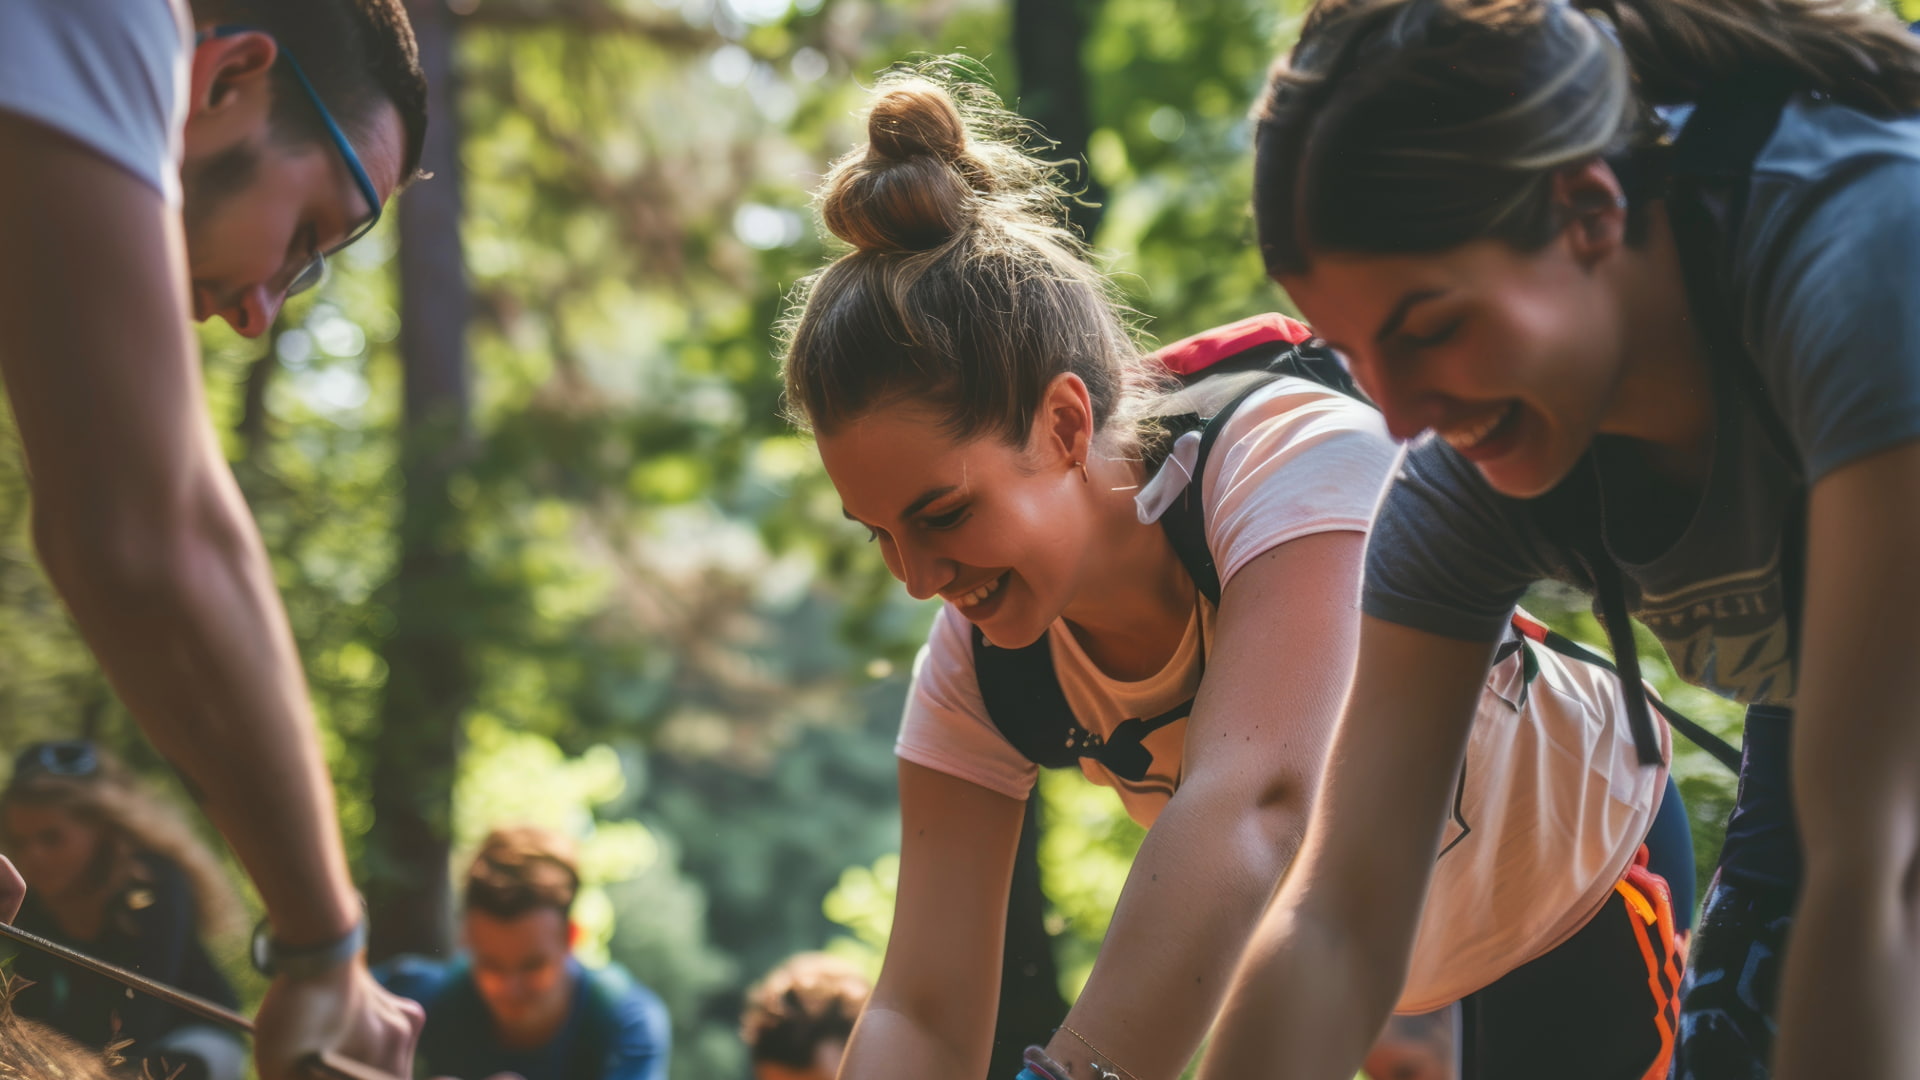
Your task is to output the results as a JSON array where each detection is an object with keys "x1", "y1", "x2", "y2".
[
  {"x1": 1032, "y1": 372, "x2": 1095, "y2": 470},
  {"x1": 566, "y1": 919, "x2": 582, "y2": 950},
  {"x1": 1552, "y1": 158, "x2": 1629, "y2": 268},
  {"x1": 188, "y1": 30, "x2": 278, "y2": 122}
]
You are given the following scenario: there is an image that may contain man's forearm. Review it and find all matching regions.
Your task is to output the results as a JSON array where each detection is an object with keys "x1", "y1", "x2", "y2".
[{"x1": 37, "y1": 459, "x2": 358, "y2": 945}]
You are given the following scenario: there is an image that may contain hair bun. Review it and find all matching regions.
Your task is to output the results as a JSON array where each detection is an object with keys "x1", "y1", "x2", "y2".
[
  {"x1": 820, "y1": 80, "x2": 992, "y2": 254},
  {"x1": 868, "y1": 84, "x2": 972, "y2": 164}
]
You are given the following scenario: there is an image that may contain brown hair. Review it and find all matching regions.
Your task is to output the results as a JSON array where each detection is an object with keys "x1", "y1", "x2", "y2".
[
  {"x1": 740, "y1": 952, "x2": 871, "y2": 1067},
  {"x1": 1254, "y1": 0, "x2": 1920, "y2": 274},
  {"x1": 188, "y1": 0, "x2": 429, "y2": 181},
  {"x1": 0, "y1": 749, "x2": 244, "y2": 939},
  {"x1": 463, "y1": 826, "x2": 582, "y2": 920},
  {"x1": 780, "y1": 66, "x2": 1159, "y2": 450}
]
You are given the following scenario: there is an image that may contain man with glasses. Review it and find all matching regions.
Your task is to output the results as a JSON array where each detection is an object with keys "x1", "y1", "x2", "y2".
[{"x1": 0, "y1": 2, "x2": 428, "y2": 1078}]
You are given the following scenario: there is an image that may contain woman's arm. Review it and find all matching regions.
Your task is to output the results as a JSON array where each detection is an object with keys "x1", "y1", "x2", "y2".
[
  {"x1": 1035, "y1": 531, "x2": 1361, "y2": 1080},
  {"x1": 1199, "y1": 617, "x2": 1492, "y2": 1080},
  {"x1": 1773, "y1": 441, "x2": 1920, "y2": 1080},
  {"x1": 839, "y1": 761, "x2": 1027, "y2": 1080}
]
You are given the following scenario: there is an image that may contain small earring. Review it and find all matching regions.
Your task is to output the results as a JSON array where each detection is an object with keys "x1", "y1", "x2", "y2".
[{"x1": 1072, "y1": 460, "x2": 1089, "y2": 483}]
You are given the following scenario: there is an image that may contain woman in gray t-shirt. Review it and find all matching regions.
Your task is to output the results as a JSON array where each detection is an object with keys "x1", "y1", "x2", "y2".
[{"x1": 1198, "y1": 2, "x2": 1920, "y2": 1080}]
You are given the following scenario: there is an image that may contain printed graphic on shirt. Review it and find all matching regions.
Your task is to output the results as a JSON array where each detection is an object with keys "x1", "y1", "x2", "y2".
[{"x1": 1636, "y1": 548, "x2": 1795, "y2": 706}]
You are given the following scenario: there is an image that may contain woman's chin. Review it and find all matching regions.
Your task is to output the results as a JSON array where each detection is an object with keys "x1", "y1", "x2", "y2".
[
  {"x1": 975, "y1": 617, "x2": 1048, "y2": 650},
  {"x1": 1471, "y1": 432, "x2": 1584, "y2": 499}
]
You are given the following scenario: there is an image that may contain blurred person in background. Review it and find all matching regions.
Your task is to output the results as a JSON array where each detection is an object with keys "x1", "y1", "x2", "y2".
[
  {"x1": 0, "y1": 1, "x2": 430, "y2": 1075},
  {"x1": 377, "y1": 826, "x2": 671, "y2": 1080},
  {"x1": 1, "y1": 741, "x2": 245, "y2": 1080},
  {"x1": 740, "y1": 952, "x2": 870, "y2": 1080}
]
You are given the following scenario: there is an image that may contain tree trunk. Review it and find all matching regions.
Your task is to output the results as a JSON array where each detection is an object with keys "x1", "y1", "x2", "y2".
[
  {"x1": 990, "y1": 795, "x2": 1070, "y2": 1077},
  {"x1": 986, "y1": 0, "x2": 1106, "y2": 1062},
  {"x1": 1014, "y1": 0, "x2": 1106, "y2": 242},
  {"x1": 366, "y1": 0, "x2": 475, "y2": 963}
]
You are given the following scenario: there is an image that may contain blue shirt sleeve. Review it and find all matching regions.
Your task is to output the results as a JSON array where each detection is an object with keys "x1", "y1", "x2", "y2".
[
  {"x1": 372, "y1": 955, "x2": 453, "y2": 1009},
  {"x1": 1361, "y1": 439, "x2": 1557, "y2": 640},
  {"x1": 1740, "y1": 121, "x2": 1920, "y2": 481},
  {"x1": 593, "y1": 970, "x2": 672, "y2": 1080}
]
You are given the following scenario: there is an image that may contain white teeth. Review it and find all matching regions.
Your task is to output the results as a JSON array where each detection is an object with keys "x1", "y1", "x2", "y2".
[
  {"x1": 1441, "y1": 404, "x2": 1514, "y2": 451},
  {"x1": 952, "y1": 574, "x2": 1004, "y2": 609}
]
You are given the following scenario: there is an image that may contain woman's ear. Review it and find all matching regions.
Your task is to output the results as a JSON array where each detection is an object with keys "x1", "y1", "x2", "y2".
[
  {"x1": 1033, "y1": 373, "x2": 1095, "y2": 470},
  {"x1": 1553, "y1": 159, "x2": 1629, "y2": 267}
]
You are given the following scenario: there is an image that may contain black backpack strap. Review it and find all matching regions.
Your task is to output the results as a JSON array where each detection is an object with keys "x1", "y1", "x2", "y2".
[
  {"x1": 972, "y1": 627, "x2": 1087, "y2": 771},
  {"x1": 1159, "y1": 341, "x2": 1366, "y2": 606},
  {"x1": 1531, "y1": 457, "x2": 1666, "y2": 768},
  {"x1": 1664, "y1": 80, "x2": 1808, "y2": 642},
  {"x1": 1514, "y1": 613, "x2": 1744, "y2": 772},
  {"x1": 970, "y1": 626, "x2": 1192, "y2": 782}
]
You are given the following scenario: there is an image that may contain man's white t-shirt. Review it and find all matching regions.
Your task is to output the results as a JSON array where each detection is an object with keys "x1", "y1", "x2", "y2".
[
  {"x1": 0, "y1": 0, "x2": 192, "y2": 207},
  {"x1": 898, "y1": 378, "x2": 1671, "y2": 1012}
]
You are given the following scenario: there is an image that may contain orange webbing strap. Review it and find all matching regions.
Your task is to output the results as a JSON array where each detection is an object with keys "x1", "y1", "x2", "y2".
[{"x1": 1615, "y1": 844, "x2": 1684, "y2": 1080}]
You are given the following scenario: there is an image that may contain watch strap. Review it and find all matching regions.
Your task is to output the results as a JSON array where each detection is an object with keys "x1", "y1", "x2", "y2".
[{"x1": 252, "y1": 915, "x2": 367, "y2": 980}]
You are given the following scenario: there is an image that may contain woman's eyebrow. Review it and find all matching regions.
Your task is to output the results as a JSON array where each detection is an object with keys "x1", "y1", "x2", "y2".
[
  {"x1": 841, "y1": 484, "x2": 960, "y2": 527},
  {"x1": 1374, "y1": 289, "x2": 1448, "y2": 342}
]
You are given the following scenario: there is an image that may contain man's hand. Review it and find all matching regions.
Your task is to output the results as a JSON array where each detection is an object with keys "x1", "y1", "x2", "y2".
[
  {"x1": 253, "y1": 960, "x2": 424, "y2": 1080},
  {"x1": 0, "y1": 855, "x2": 23, "y2": 923}
]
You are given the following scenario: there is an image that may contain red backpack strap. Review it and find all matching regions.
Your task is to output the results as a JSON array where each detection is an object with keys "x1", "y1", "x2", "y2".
[{"x1": 1153, "y1": 313, "x2": 1315, "y2": 377}]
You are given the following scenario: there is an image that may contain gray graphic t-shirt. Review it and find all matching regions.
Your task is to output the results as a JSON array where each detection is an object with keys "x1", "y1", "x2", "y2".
[{"x1": 1364, "y1": 94, "x2": 1920, "y2": 707}]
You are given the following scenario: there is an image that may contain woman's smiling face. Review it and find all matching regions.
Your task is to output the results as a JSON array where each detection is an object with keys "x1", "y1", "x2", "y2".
[
  {"x1": 1282, "y1": 229, "x2": 1629, "y2": 498},
  {"x1": 816, "y1": 389, "x2": 1101, "y2": 649}
]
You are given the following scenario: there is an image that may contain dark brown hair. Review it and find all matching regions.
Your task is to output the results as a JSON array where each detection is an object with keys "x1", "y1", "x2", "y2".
[
  {"x1": 463, "y1": 826, "x2": 581, "y2": 920},
  {"x1": 1254, "y1": 0, "x2": 1920, "y2": 274},
  {"x1": 780, "y1": 66, "x2": 1156, "y2": 448},
  {"x1": 740, "y1": 952, "x2": 871, "y2": 1067},
  {"x1": 189, "y1": 0, "x2": 429, "y2": 181}
]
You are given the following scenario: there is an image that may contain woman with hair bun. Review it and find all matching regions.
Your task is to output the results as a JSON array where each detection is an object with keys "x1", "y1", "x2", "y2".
[
  {"x1": 2, "y1": 741, "x2": 246, "y2": 1080},
  {"x1": 1203, "y1": 2, "x2": 1920, "y2": 1078},
  {"x1": 783, "y1": 67, "x2": 1689, "y2": 1080}
]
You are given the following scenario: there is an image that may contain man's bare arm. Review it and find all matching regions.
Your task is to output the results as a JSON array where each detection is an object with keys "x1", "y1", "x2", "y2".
[{"x1": 0, "y1": 112, "x2": 417, "y2": 1077}]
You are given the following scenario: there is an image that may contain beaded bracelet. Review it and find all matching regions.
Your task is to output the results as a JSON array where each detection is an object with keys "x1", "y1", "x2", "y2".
[{"x1": 1020, "y1": 1046, "x2": 1071, "y2": 1080}]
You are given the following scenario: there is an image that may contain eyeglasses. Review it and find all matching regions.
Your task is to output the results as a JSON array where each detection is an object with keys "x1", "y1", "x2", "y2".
[
  {"x1": 11, "y1": 741, "x2": 100, "y2": 780},
  {"x1": 200, "y1": 26, "x2": 384, "y2": 298}
]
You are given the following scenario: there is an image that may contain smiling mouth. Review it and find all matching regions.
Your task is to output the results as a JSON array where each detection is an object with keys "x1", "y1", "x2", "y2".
[
  {"x1": 949, "y1": 572, "x2": 1007, "y2": 609},
  {"x1": 1439, "y1": 402, "x2": 1518, "y2": 452}
]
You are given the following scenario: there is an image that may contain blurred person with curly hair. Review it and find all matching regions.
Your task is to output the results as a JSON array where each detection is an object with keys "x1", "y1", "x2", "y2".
[
  {"x1": 741, "y1": 952, "x2": 870, "y2": 1080},
  {"x1": 2, "y1": 741, "x2": 245, "y2": 1080}
]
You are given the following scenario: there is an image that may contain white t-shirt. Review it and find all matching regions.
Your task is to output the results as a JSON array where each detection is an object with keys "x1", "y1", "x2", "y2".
[
  {"x1": 0, "y1": 0, "x2": 192, "y2": 207},
  {"x1": 897, "y1": 378, "x2": 1671, "y2": 1012}
]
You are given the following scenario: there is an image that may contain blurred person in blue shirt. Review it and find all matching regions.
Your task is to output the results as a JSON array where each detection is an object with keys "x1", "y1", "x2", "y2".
[{"x1": 376, "y1": 826, "x2": 669, "y2": 1080}]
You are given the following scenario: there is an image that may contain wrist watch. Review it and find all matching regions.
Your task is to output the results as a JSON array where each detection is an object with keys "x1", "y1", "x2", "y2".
[{"x1": 251, "y1": 914, "x2": 368, "y2": 980}]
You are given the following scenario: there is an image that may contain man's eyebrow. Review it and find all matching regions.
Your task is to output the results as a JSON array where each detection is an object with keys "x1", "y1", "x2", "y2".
[{"x1": 1374, "y1": 289, "x2": 1447, "y2": 343}]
